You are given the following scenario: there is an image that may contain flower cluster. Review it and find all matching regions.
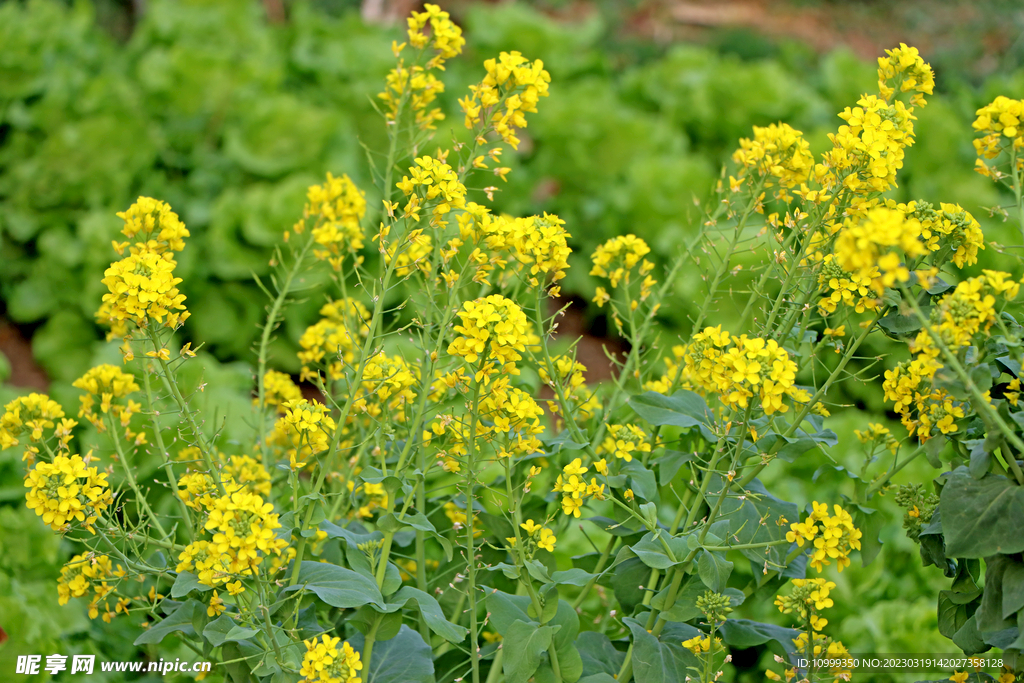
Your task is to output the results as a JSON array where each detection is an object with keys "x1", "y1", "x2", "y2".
[
  {"x1": 913, "y1": 270, "x2": 1020, "y2": 357},
  {"x1": 854, "y1": 422, "x2": 899, "y2": 455},
  {"x1": 405, "y1": 3, "x2": 464, "y2": 64},
  {"x1": 100, "y1": 198, "x2": 191, "y2": 332},
  {"x1": 553, "y1": 458, "x2": 605, "y2": 518},
  {"x1": 880, "y1": 271, "x2": 1019, "y2": 440},
  {"x1": 447, "y1": 295, "x2": 531, "y2": 372},
  {"x1": 0, "y1": 393, "x2": 66, "y2": 452},
  {"x1": 597, "y1": 424, "x2": 652, "y2": 463},
  {"x1": 298, "y1": 299, "x2": 371, "y2": 382},
  {"x1": 380, "y1": 65, "x2": 445, "y2": 131},
  {"x1": 100, "y1": 247, "x2": 189, "y2": 329},
  {"x1": 895, "y1": 483, "x2": 940, "y2": 543},
  {"x1": 766, "y1": 633, "x2": 852, "y2": 683},
  {"x1": 590, "y1": 235, "x2": 656, "y2": 308},
  {"x1": 479, "y1": 381, "x2": 544, "y2": 459},
  {"x1": 731, "y1": 123, "x2": 814, "y2": 201},
  {"x1": 58, "y1": 553, "x2": 126, "y2": 622},
  {"x1": 73, "y1": 365, "x2": 142, "y2": 442},
  {"x1": 460, "y1": 51, "x2": 550, "y2": 150},
  {"x1": 273, "y1": 399, "x2": 338, "y2": 469},
  {"x1": 876, "y1": 43, "x2": 934, "y2": 107},
  {"x1": 305, "y1": 173, "x2": 367, "y2": 271},
  {"x1": 385, "y1": 228, "x2": 433, "y2": 278},
  {"x1": 539, "y1": 355, "x2": 601, "y2": 421},
  {"x1": 261, "y1": 370, "x2": 303, "y2": 413},
  {"x1": 353, "y1": 352, "x2": 419, "y2": 423},
  {"x1": 508, "y1": 519, "x2": 556, "y2": 556},
  {"x1": 113, "y1": 196, "x2": 190, "y2": 256},
  {"x1": 25, "y1": 453, "x2": 113, "y2": 533},
  {"x1": 786, "y1": 502, "x2": 862, "y2": 572},
  {"x1": 299, "y1": 635, "x2": 363, "y2": 683},
  {"x1": 396, "y1": 156, "x2": 467, "y2": 224},
  {"x1": 833, "y1": 206, "x2": 928, "y2": 295},
  {"x1": 822, "y1": 94, "x2": 917, "y2": 195},
  {"x1": 177, "y1": 490, "x2": 287, "y2": 588},
  {"x1": 972, "y1": 96, "x2": 1024, "y2": 177},
  {"x1": 774, "y1": 577, "x2": 836, "y2": 631},
  {"x1": 476, "y1": 213, "x2": 572, "y2": 290},
  {"x1": 178, "y1": 453, "x2": 273, "y2": 511},
  {"x1": 684, "y1": 327, "x2": 809, "y2": 415}
]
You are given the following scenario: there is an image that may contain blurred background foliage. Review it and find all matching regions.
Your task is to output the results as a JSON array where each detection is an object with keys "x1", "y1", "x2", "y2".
[{"x1": 2, "y1": 0, "x2": 1024, "y2": 680}]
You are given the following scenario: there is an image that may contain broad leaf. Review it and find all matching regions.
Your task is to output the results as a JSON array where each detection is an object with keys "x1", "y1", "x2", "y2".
[
  {"x1": 349, "y1": 626, "x2": 434, "y2": 683},
  {"x1": 504, "y1": 620, "x2": 555, "y2": 683},
  {"x1": 287, "y1": 561, "x2": 384, "y2": 609},
  {"x1": 135, "y1": 600, "x2": 200, "y2": 646},
  {"x1": 939, "y1": 468, "x2": 1024, "y2": 557}
]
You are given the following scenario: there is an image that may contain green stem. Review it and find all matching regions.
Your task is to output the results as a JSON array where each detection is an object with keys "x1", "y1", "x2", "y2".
[
  {"x1": 106, "y1": 414, "x2": 170, "y2": 540},
  {"x1": 141, "y1": 363, "x2": 194, "y2": 541},
  {"x1": 256, "y1": 232, "x2": 316, "y2": 467},
  {"x1": 145, "y1": 328, "x2": 226, "y2": 495},
  {"x1": 464, "y1": 369, "x2": 485, "y2": 683},
  {"x1": 864, "y1": 446, "x2": 925, "y2": 498},
  {"x1": 570, "y1": 535, "x2": 616, "y2": 611},
  {"x1": 362, "y1": 614, "x2": 382, "y2": 676}
]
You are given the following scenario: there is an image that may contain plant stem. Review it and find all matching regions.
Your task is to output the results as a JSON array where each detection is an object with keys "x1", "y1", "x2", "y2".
[
  {"x1": 106, "y1": 414, "x2": 170, "y2": 540},
  {"x1": 141, "y1": 364, "x2": 194, "y2": 541},
  {"x1": 255, "y1": 232, "x2": 315, "y2": 468}
]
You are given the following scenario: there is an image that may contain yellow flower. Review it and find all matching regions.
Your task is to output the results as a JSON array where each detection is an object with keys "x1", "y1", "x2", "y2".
[
  {"x1": 950, "y1": 673, "x2": 970, "y2": 683},
  {"x1": 732, "y1": 123, "x2": 813, "y2": 202},
  {"x1": 101, "y1": 247, "x2": 189, "y2": 329},
  {"x1": 58, "y1": 552, "x2": 126, "y2": 623},
  {"x1": 590, "y1": 235, "x2": 656, "y2": 291},
  {"x1": 537, "y1": 528, "x2": 556, "y2": 552},
  {"x1": 460, "y1": 50, "x2": 550, "y2": 149},
  {"x1": 520, "y1": 519, "x2": 542, "y2": 536},
  {"x1": 306, "y1": 173, "x2": 367, "y2": 271},
  {"x1": 25, "y1": 453, "x2": 113, "y2": 533},
  {"x1": 260, "y1": 370, "x2": 303, "y2": 413},
  {"x1": 448, "y1": 295, "x2": 531, "y2": 371},
  {"x1": 145, "y1": 348, "x2": 171, "y2": 361},
  {"x1": 299, "y1": 635, "x2": 363, "y2": 683},
  {"x1": 0, "y1": 393, "x2": 66, "y2": 450},
  {"x1": 207, "y1": 591, "x2": 226, "y2": 617}
]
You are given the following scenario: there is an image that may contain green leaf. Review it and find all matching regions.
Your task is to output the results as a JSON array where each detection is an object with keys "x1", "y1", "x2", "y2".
[
  {"x1": 712, "y1": 477, "x2": 798, "y2": 566},
  {"x1": 349, "y1": 626, "x2": 434, "y2": 683},
  {"x1": 504, "y1": 619, "x2": 556, "y2": 683},
  {"x1": 655, "y1": 451, "x2": 693, "y2": 486},
  {"x1": 1002, "y1": 561, "x2": 1024, "y2": 619},
  {"x1": 203, "y1": 614, "x2": 242, "y2": 647},
  {"x1": 576, "y1": 632, "x2": 625, "y2": 678},
  {"x1": 552, "y1": 568, "x2": 597, "y2": 586},
  {"x1": 978, "y1": 554, "x2": 1016, "y2": 633},
  {"x1": 938, "y1": 589, "x2": 981, "y2": 640},
  {"x1": 171, "y1": 571, "x2": 212, "y2": 598},
  {"x1": 629, "y1": 390, "x2": 713, "y2": 433},
  {"x1": 287, "y1": 561, "x2": 385, "y2": 609},
  {"x1": 389, "y1": 586, "x2": 468, "y2": 643},
  {"x1": 135, "y1": 600, "x2": 200, "y2": 645},
  {"x1": 698, "y1": 550, "x2": 733, "y2": 592},
  {"x1": 939, "y1": 468, "x2": 1024, "y2": 557},
  {"x1": 631, "y1": 532, "x2": 685, "y2": 570},
  {"x1": 878, "y1": 310, "x2": 923, "y2": 338},
  {"x1": 484, "y1": 588, "x2": 533, "y2": 634},
  {"x1": 611, "y1": 557, "x2": 650, "y2": 614},
  {"x1": 719, "y1": 619, "x2": 800, "y2": 663},
  {"x1": 624, "y1": 617, "x2": 698, "y2": 683},
  {"x1": 621, "y1": 461, "x2": 659, "y2": 501}
]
